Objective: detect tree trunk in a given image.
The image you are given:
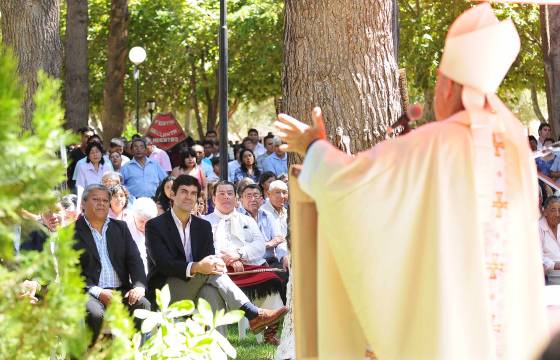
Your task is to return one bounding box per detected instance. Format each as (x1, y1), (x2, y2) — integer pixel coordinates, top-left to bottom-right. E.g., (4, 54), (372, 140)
(0, 0), (63, 130)
(531, 85), (547, 123)
(101, 0), (128, 144)
(282, 0), (401, 161)
(541, 5), (560, 137)
(64, 0), (89, 130)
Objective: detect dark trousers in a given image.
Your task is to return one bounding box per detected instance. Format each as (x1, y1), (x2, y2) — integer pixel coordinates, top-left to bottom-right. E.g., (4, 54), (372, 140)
(86, 289), (151, 342)
(265, 257), (288, 304)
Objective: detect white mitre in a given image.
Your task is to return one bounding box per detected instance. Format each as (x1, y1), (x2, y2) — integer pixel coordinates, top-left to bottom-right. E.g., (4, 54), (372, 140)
(439, 3), (519, 95)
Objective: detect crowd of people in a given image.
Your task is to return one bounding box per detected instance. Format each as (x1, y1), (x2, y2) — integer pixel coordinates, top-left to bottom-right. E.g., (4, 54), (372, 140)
(18, 126), (294, 357)
(532, 123), (560, 285)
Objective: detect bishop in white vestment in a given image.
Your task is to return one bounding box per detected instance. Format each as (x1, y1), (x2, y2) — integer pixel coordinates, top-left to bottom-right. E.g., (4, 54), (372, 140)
(277, 4), (549, 359)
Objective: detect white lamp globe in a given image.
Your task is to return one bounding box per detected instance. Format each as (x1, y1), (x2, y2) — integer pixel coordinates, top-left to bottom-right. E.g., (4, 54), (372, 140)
(128, 47), (147, 65)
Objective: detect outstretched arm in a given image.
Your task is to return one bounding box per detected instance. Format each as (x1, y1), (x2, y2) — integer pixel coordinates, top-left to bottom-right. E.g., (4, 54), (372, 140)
(275, 107), (327, 156)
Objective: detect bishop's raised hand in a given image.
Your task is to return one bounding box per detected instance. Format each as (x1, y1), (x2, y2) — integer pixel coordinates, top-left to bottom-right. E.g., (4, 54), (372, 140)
(275, 107), (327, 156)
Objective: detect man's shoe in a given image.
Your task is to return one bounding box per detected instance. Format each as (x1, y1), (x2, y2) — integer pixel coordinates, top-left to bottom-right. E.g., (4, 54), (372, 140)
(249, 306), (288, 334)
(264, 324), (280, 345)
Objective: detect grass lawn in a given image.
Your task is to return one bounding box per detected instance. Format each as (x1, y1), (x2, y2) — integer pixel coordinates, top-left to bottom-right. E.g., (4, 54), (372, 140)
(227, 325), (278, 360)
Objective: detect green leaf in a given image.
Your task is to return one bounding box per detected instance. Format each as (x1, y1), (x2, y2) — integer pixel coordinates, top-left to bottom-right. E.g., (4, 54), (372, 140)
(214, 330), (237, 358)
(196, 297), (214, 327)
(157, 284), (171, 311)
(141, 313), (162, 334)
(133, 308), (153, 320)
(168, 298), (195, 314)
(215, 309), (244, 327)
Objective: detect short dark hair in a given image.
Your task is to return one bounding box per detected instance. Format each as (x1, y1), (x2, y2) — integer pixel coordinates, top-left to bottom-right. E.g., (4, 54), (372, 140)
(131, 134), (142, 140)
(78, 126), (94, 134)
(263, 133), (274, 143)
(213, 180), (235, 196)
(259, 171), (276, 188)
(85, 142), (105, 165)
(240, 183), (262, 197)
(539, 123), (552, 132)
(528, 135), (537, 143)
(211, 157), (220, 166)
(172, 174), (201, 196)
(87, 134), (102, 144)
(203, 139), (215, 147)
(206, 130), (217, 137)
(248, 128), (258, 136)
(130, 138), (147, 148)
(242, 137), (253, 146)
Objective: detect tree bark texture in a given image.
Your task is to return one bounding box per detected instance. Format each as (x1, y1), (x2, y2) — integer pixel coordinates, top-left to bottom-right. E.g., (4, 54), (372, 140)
(64, 0), (89, 130)
(101, 0), (128, 144)
(282, 0), (401, 158)
(541, 5), (560, 137)
(0, 0), (63, 130)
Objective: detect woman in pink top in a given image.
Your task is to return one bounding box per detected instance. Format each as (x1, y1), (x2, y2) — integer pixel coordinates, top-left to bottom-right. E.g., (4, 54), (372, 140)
(171, 147), (207, 192)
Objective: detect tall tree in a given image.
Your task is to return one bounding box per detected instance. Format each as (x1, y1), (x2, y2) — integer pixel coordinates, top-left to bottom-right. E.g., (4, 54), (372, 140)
(541, 5), (560, 135)
(101, 0), (128, 143)
(64, 0), (89, 130)
(282, 0), (401, 154)
(0, 0), (63, 130)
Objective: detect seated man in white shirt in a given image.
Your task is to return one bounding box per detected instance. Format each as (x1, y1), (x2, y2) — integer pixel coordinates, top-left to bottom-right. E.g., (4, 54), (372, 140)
(261, 180), (288, 237)
(204, 180), (286, 344)
(540, 196), (560, 277)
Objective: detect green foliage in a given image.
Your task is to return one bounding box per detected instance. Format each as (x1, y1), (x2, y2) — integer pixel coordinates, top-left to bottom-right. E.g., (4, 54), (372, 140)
(88, 0), (283, 132)
(135, 284), (244, 359)
(86, 293), (138, 360)
(0, 49), (89, 358)
(399, 1), (544, 120)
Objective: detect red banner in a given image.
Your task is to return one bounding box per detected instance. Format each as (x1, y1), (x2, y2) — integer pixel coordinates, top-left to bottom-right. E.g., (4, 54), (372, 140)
(145, 113), (187, 150)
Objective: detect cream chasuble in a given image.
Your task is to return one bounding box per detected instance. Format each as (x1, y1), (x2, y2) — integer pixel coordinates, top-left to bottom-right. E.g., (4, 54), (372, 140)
(296, 108), (548, 359)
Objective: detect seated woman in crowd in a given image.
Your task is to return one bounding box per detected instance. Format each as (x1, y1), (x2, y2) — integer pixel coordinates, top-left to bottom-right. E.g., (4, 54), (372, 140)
(109, 150), (123, 172)
(234, 149), (261, 183)
(171, 147), (207, 192)
(108, 184), (130, 221)
(193, 194), (208, 217)
(76, 142), (113, 209)
(154, 175), (175, 215)
(126, 197), (158, 274)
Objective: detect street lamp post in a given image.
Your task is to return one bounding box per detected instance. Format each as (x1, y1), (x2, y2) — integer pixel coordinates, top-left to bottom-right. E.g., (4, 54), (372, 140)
(218, 0), (229, 180)
(128, 46), (147, 134)
(146, 99), (156, 123)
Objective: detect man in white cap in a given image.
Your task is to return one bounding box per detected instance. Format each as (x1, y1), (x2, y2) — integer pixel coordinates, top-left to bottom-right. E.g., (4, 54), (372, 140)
(276, 3), (548, 359)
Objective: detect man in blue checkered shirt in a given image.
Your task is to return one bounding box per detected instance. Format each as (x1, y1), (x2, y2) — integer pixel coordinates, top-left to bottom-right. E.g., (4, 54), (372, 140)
(74, 184), (150, 342)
